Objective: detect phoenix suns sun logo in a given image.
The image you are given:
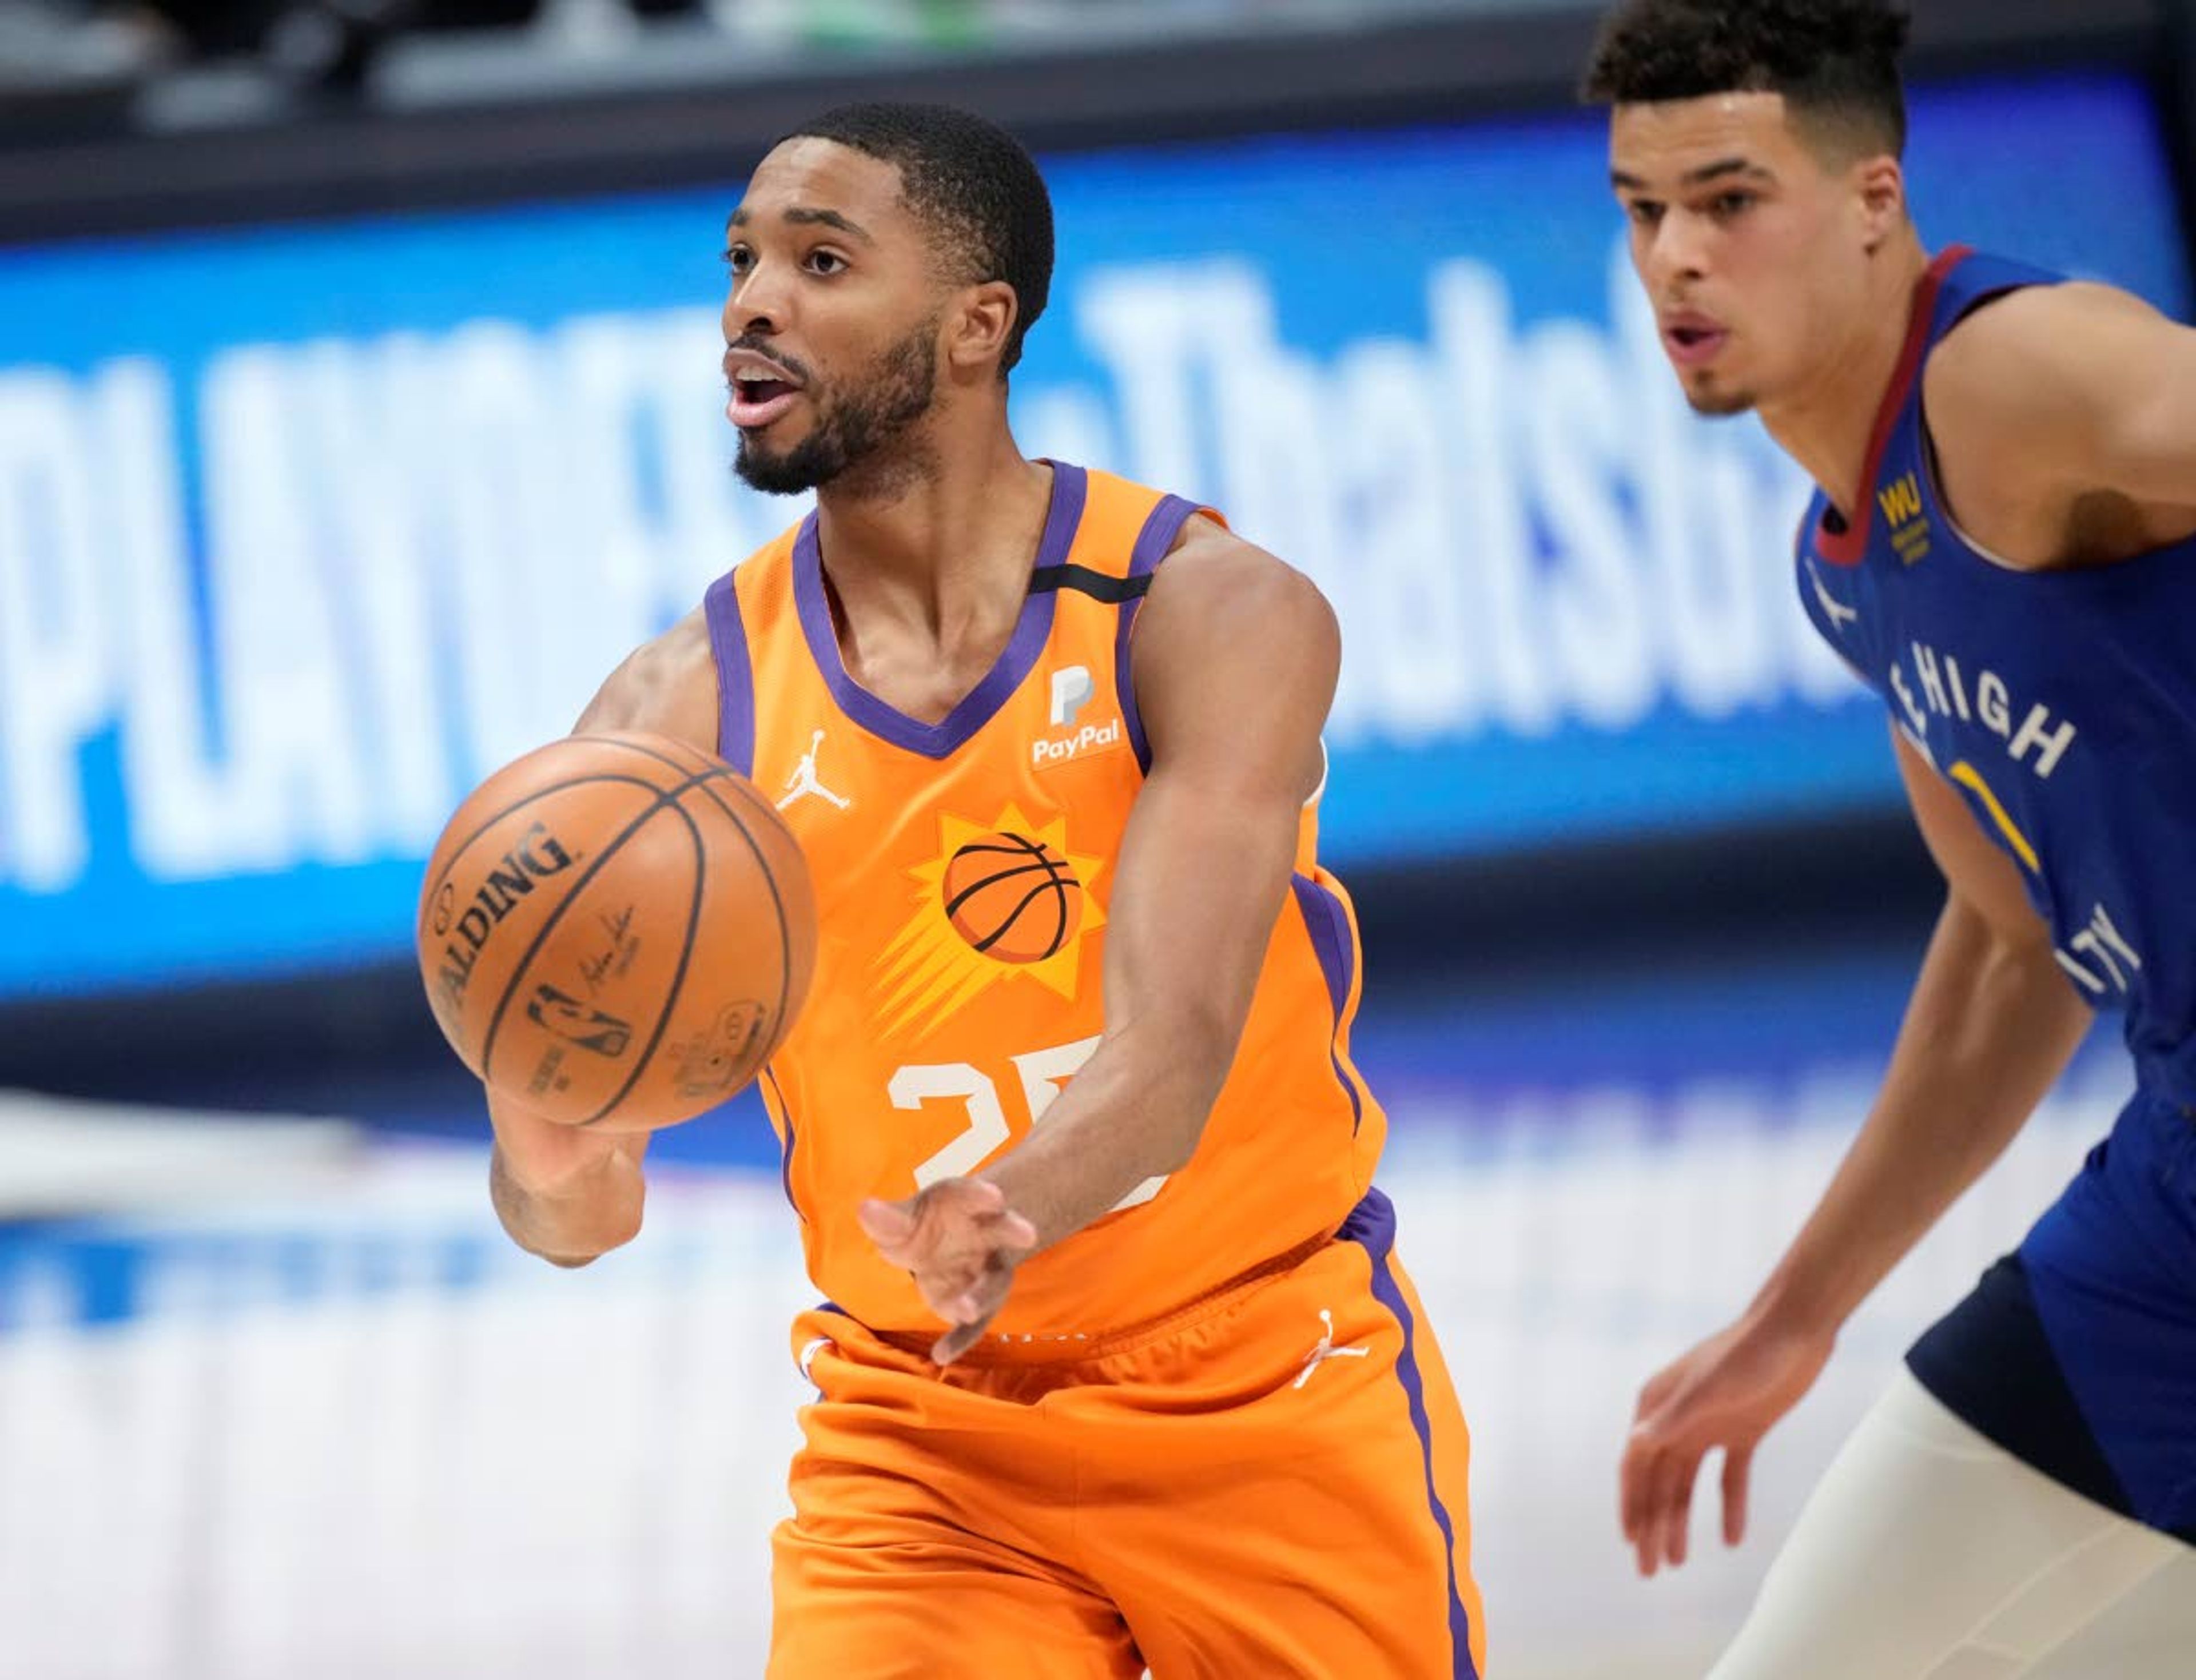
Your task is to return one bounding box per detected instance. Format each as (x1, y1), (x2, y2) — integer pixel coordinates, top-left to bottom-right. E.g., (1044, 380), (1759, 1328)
(872, 804), (1107, 1038)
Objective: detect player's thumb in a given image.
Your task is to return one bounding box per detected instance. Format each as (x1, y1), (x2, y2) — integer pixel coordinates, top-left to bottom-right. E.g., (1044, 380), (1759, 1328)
(857, 1196), (918, 1252)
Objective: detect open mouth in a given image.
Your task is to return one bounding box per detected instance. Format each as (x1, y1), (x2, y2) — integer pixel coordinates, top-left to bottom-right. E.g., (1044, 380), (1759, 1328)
(1662, 320), (1728, 366)
(727, 373), (803, 430)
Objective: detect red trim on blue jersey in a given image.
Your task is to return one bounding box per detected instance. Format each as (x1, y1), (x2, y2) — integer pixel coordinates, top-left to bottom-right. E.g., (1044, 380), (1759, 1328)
(1816, 245), (1973, 567)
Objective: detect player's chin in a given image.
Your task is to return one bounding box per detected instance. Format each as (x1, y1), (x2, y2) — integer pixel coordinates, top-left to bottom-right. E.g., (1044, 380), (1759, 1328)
(734, 437), (821, 496)
(1682, 374), (1758, 418)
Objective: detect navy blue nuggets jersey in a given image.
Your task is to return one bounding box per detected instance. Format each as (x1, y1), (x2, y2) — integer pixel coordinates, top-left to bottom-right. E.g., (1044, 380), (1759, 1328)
(1796, 247), (2196, 1108)
(1798, 246), (2196, 1539)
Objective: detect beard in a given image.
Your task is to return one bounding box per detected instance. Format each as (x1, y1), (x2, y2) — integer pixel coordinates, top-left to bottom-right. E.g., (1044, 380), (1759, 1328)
(735, 317), (939, 496)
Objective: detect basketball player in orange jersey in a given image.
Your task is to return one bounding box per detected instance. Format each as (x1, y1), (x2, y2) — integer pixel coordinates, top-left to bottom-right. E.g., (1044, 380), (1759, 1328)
(476, 102), (1486, 1678)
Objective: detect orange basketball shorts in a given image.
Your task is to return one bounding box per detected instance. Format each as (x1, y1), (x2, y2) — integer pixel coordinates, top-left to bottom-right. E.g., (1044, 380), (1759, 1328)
(768, 1188), (1487, 1678)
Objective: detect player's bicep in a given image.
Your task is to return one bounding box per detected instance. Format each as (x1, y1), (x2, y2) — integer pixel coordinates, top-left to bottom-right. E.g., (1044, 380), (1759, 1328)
(1892, 724), (2052, 952)
(574, 609), (721, 751)
(1111, 538), (1339, 1038)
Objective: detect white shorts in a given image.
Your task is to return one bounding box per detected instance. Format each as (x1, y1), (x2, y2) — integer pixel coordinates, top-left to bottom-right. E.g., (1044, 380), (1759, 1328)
(1709, 1367), (2196, 1680)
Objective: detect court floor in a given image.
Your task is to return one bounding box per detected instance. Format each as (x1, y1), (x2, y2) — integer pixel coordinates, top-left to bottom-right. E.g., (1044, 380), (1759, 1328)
(2, 941), (2190, 1679)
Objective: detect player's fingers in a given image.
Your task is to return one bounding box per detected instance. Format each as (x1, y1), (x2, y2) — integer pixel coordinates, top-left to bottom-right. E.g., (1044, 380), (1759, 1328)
(988, 1209), (1039, 1252)
(1721, 1442), (1755, 1548)
(931, 1310), (992, 1366)
(1654, 1450), (1700, 1572)
(1618, 1424), (1658, 1547)
(856, 1196), (918, 1256)
(1621, 1442), (1665, 1571)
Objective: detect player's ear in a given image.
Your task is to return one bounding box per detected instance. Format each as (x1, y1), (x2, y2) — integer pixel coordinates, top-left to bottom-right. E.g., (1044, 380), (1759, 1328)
(945, 280), (1019, 378)
(1853, 155), (1905, 254)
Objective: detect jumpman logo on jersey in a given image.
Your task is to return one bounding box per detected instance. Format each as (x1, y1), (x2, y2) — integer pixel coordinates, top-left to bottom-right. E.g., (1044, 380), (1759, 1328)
(778, 730), (853, 813)
(1807, 559), (1859, 633)
(1293, 1309), (1371, 1390)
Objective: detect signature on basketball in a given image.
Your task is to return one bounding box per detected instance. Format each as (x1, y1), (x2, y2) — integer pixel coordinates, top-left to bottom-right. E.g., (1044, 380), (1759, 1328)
(578, 905), (641, 997)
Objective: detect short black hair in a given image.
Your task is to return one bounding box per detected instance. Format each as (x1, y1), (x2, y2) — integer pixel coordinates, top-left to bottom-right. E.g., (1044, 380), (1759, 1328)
(1583, 0), (1911, 161)
(778, 101), (1054, 375)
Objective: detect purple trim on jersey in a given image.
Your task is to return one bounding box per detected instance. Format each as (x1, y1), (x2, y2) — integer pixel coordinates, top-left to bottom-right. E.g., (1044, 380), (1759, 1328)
(792, 463), (1088, 760)
(1115, 494), (1203, 773)
(1292, 873), (1366, 1132)
(1338, 1188), (1479, 1679)
(763, 1066), (801, 1223)
(703, 570), (756, 776)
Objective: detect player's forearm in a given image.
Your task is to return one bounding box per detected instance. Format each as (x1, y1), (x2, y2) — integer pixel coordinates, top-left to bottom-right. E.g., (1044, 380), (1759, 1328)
(1752, 894), (2090, 1336)
(978, 1010), (1231, 1251)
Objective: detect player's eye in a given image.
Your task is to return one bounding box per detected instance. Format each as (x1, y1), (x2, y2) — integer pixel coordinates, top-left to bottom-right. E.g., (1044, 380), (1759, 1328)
(1625, 200), (1664, 228)
(805, 249), (849, 276)
(1708, 191), (1756, 219)
(723, 245), (754, 276)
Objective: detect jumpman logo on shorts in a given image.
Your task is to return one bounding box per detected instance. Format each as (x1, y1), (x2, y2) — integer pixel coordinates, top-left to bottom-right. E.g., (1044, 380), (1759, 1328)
(778, 730), (853, 813)
(1294, 1308), (1371, 1390)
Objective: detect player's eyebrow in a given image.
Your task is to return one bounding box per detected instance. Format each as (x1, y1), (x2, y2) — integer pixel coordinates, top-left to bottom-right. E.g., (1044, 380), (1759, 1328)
(725, 206), (877, 245)
(1610, 158), (1775, 192)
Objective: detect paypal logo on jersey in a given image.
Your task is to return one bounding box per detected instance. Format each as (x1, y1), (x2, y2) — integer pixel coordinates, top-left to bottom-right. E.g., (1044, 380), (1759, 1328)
(1036, 667), (1125, 767)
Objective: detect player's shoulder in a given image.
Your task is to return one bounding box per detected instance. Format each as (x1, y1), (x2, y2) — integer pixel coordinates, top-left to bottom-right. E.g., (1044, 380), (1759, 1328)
(1132, 515), (1339, 708)
(1927, 280), (2162, 417)
(1146, 515), (1335, 643)
(575, 607), (718, 751)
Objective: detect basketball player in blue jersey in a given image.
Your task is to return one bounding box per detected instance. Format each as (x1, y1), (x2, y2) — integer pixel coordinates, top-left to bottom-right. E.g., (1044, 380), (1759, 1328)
(1588, 2), (2196, 1673)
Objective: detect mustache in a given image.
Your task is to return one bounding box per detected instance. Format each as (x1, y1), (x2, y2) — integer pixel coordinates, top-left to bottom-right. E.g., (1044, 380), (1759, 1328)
(722, 336), (815, 388)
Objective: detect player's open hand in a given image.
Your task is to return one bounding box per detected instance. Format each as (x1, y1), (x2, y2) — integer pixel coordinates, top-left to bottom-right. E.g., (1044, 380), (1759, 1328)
(1620, 1313), (1836, 1578)
(858, 1179), (1039, 1366)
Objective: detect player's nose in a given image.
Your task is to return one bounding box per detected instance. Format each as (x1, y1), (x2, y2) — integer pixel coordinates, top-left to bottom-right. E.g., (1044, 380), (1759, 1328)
(1645, 210), (1711, 284)
(722, 260), (794, 339)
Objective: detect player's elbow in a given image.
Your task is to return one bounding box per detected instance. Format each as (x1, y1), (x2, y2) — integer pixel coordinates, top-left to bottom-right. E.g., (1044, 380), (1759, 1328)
(519, 1201), (643, 1268)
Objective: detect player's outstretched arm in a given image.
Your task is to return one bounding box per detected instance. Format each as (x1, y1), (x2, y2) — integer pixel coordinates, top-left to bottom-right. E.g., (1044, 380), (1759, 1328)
(1928, 281), (2196, 521)
(1620, 724), (2093, 1577)
(482, 609), (720, 1264)
(864, 520), (1339, 1363)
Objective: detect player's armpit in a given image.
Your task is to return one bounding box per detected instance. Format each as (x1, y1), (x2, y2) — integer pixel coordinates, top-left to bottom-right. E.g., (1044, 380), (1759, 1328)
(572, 606), (722, 750)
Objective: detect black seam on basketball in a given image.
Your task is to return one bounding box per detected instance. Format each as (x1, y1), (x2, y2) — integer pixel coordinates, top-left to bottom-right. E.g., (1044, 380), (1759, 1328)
(641, 761), (799, 1094)
(579, 797), (706, 1126)
(972, 877), (1076, 957)
(479, 765), (734, 1082)
(420, 770), (707, 936)
(550, 735), (799, 1068)
(944, 859), (1069, 920)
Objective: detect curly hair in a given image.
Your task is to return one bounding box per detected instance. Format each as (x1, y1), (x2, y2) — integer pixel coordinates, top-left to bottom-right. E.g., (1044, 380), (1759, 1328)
(779, 102), (1054, 376)
(1582, 0), (1911, 158)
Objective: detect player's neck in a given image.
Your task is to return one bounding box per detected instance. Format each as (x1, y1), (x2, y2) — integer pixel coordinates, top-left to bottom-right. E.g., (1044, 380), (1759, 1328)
(1759, 233), (1933, 520)
(813, 426), (1055, 642)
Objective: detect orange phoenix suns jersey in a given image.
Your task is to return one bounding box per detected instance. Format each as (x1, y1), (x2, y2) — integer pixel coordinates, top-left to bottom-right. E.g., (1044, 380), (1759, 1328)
(701, 463), (1384, 1343)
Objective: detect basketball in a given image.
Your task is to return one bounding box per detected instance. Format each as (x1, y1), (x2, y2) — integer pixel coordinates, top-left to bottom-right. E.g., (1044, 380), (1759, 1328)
(942, 831), (1082, 964)
(416, 731), (816, 1132)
